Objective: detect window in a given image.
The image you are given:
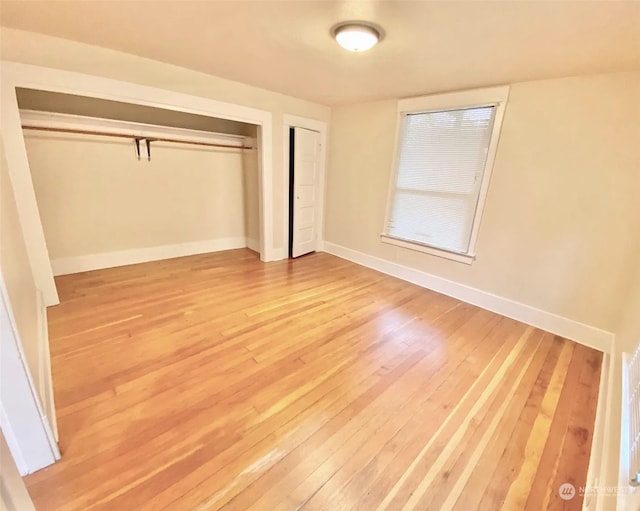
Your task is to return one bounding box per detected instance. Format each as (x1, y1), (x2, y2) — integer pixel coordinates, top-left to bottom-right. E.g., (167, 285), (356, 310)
(382, 86), (509, 264)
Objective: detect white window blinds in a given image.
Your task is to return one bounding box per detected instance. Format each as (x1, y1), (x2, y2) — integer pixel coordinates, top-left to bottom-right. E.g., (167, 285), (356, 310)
(386, 106), (497, 254)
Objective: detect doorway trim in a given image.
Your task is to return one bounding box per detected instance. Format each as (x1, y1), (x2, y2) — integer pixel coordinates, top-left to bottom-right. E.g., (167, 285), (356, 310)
(0, 273), (60, 475)
(0, 61), (275, 306)
(282, 114), (327, 257)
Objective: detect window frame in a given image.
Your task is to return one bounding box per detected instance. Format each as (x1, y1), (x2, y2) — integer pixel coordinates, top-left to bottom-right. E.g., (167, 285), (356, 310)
(381, 85), (510, 264)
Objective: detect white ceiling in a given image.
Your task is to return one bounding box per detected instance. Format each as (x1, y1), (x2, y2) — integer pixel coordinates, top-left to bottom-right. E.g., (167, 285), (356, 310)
(1, 1), (638, 106)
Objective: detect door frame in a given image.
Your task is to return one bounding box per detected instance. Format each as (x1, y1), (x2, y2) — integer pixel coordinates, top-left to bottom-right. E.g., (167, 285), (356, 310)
(0, 273), (60, 475)
(282, 114), (327, 257)
(0, 61), (275, 306)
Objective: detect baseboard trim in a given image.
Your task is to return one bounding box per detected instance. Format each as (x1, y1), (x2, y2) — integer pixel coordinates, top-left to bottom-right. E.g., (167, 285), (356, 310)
(322, 241), (614, 353)
(614, 352), (628, 511)
(584, 351), (614, 511)
(51, 237), (248, 276)
(269, 247), (287, 262)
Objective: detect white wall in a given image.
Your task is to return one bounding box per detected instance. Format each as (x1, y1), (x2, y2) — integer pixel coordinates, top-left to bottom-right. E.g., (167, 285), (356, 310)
(0, 27), (331, 254)
(617, 254), (640, 354)
(324, 71), (640, 342)
(242, 145), (260, 251)
(24, 131), (252, 260)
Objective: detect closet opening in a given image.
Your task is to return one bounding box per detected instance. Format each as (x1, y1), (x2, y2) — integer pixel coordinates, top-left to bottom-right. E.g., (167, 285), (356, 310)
(7, 88), (263, 470)
(17, 88), (262, 276)
(0, 62), (276, 475)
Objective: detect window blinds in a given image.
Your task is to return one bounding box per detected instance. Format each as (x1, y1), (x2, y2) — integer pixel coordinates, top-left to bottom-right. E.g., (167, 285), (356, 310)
(387, 106), (496, 254)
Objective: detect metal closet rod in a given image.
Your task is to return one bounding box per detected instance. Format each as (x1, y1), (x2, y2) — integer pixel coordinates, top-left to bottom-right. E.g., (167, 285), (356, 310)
(21, 125), (252, 150)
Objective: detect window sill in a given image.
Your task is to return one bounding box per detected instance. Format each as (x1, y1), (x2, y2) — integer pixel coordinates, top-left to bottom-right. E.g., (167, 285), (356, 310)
(380, 234), (475, 265)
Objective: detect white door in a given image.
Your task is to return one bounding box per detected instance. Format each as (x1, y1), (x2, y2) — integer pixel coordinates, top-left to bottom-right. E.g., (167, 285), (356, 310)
(291, 127), (321, 258)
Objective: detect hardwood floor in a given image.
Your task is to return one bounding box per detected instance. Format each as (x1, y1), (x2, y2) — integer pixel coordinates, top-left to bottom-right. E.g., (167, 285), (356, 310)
(24, 249), (602, 511)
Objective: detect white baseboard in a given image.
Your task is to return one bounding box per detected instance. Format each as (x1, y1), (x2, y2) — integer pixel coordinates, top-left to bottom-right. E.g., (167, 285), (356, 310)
(584, 351), (613, 511)
(51, 237), (248, 276)
(267, 247), (287, 262)
(322, 241), (614, 353)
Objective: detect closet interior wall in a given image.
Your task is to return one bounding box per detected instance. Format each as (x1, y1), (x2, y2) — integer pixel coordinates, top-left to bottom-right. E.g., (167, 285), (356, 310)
(18, 90), (261, 275)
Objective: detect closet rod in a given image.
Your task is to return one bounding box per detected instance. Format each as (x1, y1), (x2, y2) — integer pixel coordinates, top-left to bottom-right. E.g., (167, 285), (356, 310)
(21, 125), (252, 150)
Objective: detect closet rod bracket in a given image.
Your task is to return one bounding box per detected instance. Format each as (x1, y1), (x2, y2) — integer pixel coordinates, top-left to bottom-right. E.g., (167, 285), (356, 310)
(145, 138), (155, 161)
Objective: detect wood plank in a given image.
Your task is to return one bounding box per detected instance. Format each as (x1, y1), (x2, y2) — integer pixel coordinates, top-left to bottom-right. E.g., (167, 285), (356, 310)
(499, 339), (576, 510)
(23, 249), (602, 511)
(450, 332), (560, 511)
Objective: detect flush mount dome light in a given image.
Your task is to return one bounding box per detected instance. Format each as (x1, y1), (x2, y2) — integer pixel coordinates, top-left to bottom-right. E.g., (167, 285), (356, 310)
(332, 22), (382, 52)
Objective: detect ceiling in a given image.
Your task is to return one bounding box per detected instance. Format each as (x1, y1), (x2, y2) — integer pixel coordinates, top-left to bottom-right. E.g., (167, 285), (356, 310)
(1, 1), (638, 106)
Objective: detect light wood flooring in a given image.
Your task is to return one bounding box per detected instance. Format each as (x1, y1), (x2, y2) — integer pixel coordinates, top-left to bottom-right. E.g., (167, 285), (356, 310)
(25, 249), (602, 510)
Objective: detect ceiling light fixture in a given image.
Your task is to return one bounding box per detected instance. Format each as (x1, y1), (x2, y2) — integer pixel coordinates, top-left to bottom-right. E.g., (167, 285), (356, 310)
(332, 22), (382, 52)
